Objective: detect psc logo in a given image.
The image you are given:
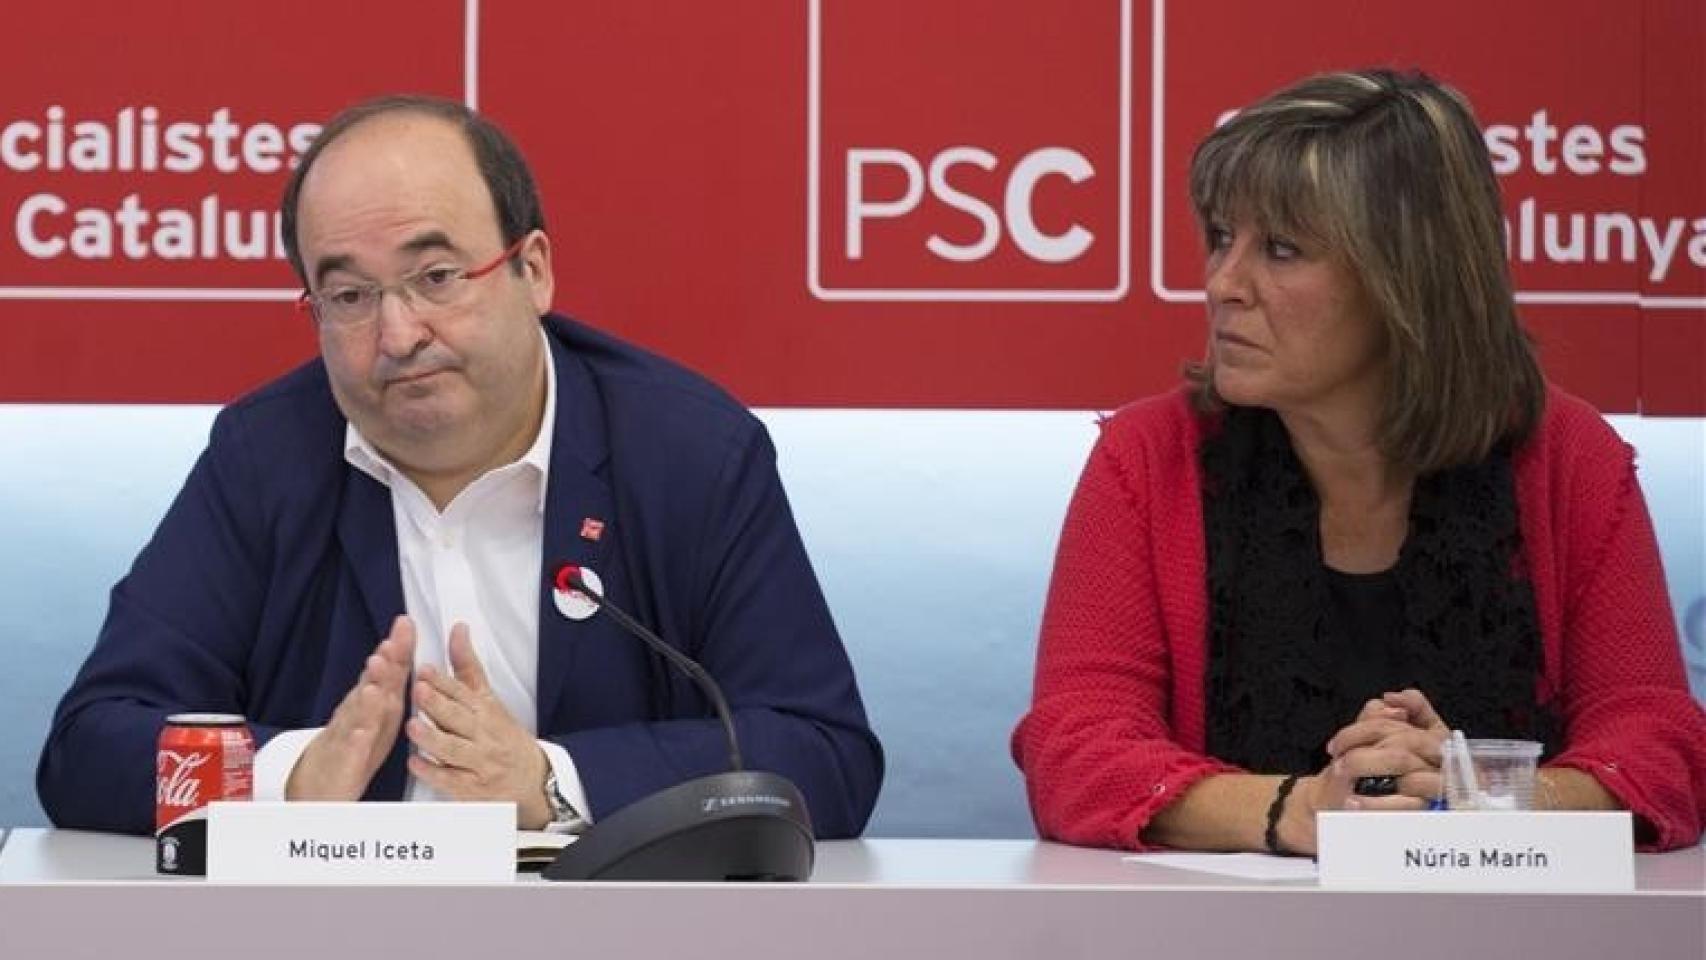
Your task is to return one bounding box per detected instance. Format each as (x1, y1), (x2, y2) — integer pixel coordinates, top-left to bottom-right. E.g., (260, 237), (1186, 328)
(844, 146), (1096, 264)
(807, 0), (1132, 301)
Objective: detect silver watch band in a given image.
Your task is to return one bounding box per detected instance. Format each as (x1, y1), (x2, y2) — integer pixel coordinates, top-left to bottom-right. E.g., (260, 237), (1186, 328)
(543, 769), (585, 833)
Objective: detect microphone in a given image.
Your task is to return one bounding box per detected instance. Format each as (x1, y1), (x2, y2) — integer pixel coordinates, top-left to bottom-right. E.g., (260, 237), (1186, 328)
(555, 565), (742, 772)
(542, 564), (814, 882)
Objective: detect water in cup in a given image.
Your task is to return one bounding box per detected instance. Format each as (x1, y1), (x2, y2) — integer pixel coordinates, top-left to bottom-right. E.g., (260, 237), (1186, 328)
(1440, 737), (1543, 811)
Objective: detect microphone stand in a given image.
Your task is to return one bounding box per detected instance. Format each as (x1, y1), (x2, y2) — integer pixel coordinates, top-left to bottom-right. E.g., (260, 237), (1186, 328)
(542, 568), (815, 882)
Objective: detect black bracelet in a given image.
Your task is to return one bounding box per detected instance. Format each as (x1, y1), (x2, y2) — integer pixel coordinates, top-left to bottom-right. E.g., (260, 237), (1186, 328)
(1264, 774), (1301, 855)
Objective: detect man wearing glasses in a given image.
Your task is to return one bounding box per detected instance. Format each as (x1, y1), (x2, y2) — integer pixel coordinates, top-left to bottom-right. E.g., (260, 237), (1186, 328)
(38, 97), (883, 838)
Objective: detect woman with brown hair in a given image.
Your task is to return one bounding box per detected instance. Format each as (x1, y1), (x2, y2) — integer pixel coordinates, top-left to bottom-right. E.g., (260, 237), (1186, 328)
(1012, 68), (1706, 855)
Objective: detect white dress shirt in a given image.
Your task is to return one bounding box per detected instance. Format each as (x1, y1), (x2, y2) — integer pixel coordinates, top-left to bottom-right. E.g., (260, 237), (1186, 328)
(253, 332), (590, 826)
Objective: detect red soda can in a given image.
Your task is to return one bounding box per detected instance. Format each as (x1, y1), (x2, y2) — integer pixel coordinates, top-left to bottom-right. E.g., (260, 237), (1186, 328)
(156, 713), (254, 875)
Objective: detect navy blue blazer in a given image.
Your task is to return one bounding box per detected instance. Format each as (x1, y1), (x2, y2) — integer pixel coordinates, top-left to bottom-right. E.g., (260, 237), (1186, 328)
(38, 315), (883, 837)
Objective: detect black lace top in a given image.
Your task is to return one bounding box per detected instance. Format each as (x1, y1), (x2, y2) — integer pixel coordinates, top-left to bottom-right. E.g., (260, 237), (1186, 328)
(1199, 406), (1559, 775)
(1323, 567), (1405, 702)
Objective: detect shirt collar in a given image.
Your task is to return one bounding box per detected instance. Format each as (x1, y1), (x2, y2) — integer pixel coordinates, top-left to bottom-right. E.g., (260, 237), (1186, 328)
(344, 327), (557, 514)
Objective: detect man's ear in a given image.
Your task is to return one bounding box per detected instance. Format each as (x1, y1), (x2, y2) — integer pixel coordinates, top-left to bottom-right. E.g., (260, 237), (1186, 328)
(520, 229), (554, 315)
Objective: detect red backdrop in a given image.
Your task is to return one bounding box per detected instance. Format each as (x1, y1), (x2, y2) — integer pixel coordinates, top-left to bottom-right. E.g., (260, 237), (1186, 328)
(1, 0), (1701, 411)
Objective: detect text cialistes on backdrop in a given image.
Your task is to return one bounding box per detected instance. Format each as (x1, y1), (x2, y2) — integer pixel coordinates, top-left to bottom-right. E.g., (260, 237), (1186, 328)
(2, 104), (322, 262)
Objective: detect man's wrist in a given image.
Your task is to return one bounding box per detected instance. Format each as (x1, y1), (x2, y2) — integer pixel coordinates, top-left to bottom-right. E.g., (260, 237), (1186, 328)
(519, 793), (552, 830)
(516, 747), (555, 829)
(282, 742), (329, 802)
(263, 727), (327, 802)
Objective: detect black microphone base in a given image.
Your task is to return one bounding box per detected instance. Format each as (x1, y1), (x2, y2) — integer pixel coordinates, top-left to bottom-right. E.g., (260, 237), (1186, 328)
(543, 770), (814, 882)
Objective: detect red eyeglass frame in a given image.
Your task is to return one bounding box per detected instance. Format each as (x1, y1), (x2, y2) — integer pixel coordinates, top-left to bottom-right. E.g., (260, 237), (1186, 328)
(295, 235), (530, 317)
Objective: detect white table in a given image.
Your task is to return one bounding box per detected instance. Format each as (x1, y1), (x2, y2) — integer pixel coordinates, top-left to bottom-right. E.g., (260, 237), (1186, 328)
(1, 829), (1700, 960)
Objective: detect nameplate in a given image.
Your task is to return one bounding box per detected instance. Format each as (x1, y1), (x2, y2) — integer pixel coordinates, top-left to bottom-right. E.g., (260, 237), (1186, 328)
(207, 801), (515, 884)
(1317, 810), (1633, 891)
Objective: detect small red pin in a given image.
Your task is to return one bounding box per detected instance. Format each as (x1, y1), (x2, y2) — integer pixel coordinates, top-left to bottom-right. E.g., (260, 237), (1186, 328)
(579, 517), (605, 542)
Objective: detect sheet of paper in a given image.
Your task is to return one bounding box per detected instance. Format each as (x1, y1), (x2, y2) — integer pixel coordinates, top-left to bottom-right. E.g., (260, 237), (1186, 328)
(1123, 851), (1319, 881)
(516, 830), (577, 869)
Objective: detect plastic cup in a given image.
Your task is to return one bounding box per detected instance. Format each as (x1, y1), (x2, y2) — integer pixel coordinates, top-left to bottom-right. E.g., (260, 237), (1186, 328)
(1440, 738), (1543, 810)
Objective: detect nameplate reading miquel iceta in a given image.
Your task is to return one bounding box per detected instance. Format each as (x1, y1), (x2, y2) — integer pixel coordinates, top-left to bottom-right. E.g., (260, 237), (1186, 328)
(1316, 811), (1634, 891)
(207, 801), (514, 884)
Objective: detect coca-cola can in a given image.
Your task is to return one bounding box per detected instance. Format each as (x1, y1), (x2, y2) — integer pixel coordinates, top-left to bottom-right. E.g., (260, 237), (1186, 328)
(156, 713), (254, 875)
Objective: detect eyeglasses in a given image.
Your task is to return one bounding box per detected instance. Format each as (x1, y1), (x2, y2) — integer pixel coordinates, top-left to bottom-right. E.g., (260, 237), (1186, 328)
(298, 236), (528, 329)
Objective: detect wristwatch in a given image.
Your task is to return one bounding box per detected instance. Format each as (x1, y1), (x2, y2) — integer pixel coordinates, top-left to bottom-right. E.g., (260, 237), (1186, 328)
(543, 768), (586, 834)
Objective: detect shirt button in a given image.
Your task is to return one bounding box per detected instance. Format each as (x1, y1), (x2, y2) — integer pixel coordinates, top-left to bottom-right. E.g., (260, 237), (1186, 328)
(1152, 783), (1165, 795)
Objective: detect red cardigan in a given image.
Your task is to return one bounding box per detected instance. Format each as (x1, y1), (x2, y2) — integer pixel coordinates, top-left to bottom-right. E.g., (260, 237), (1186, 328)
(1012, 385), (1706, 851)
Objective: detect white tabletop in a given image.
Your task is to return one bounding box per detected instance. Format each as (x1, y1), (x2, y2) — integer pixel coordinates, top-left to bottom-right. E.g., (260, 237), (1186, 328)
(0, 829), (1700, 960)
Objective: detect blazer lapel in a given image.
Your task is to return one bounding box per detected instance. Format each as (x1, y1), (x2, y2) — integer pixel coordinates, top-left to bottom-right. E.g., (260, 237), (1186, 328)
(335, 468), (404, 639)
(535, 330), (615, 728)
